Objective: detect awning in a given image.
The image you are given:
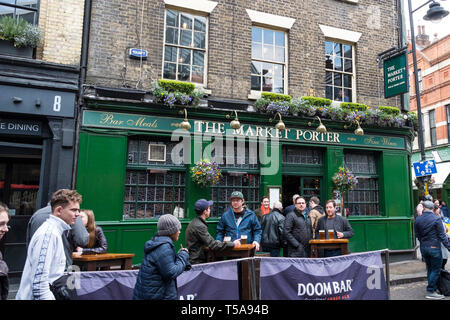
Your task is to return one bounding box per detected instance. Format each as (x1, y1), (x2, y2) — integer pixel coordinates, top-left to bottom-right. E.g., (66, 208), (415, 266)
(412, 161), (450, 189)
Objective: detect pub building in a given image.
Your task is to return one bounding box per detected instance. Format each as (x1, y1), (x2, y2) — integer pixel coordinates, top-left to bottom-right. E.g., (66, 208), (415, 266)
(0, 55), (79, 275)
(76, 90), (415, 265)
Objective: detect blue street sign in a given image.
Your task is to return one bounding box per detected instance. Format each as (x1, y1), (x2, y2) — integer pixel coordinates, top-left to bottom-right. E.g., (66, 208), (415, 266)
(413, 159), (437, 177)
(129, 48), (148, 60)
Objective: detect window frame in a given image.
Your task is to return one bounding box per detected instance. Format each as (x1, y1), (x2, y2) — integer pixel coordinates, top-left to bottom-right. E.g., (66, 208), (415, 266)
(429, 109), (437, 146)
(324, 39), (356, 103)
(250, 25), (288, 95)
(447, 105), (450, 143)
(162, 8), (209, 87)
(343, 151), (380, 217)
(124, 137), (187, 220)
(0, 1), (39, 25)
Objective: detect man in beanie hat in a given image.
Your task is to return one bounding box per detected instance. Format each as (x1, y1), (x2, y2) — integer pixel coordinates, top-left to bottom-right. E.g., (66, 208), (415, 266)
(133, 214), (189, 300)
(216, 191), (262, 251)
(415, 196), (450, 299)
(185, 199), (240, 264)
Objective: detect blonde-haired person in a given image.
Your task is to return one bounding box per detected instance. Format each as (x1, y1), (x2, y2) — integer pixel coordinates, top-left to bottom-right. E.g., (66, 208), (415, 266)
(74, 209), (108, 255)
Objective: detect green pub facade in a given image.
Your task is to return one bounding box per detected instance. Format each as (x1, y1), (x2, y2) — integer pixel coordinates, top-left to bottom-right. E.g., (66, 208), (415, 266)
(77, 0), (415, 265)
(76, 100), (415, 265)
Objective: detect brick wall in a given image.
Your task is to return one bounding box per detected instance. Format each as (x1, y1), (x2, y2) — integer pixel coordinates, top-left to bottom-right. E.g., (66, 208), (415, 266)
(36, 0), (85, 66)
(86, 0), (401, 108)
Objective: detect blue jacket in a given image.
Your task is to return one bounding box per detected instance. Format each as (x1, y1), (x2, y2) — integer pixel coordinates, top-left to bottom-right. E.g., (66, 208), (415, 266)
(133, 235), (189, 300)
(216, 207), (262, 244)
(415, 210), (450, 251)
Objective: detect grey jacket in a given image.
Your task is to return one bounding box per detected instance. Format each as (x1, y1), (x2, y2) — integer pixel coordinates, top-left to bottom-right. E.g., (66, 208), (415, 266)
(26, 205), (89, 269)
(315, 214), (354, 239)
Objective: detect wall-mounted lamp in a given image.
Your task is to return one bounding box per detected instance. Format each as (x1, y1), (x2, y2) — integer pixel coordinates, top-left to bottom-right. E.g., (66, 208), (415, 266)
(226, 110), (241, 129)
(179, 108), (191, 130)
(354, 120), (364, 136)
(308, 116), (327, 133)
(269, 112), (286, 130)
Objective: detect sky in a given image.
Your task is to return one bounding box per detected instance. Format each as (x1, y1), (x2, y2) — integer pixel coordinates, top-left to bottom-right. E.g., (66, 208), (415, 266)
(402, 0), (450, 40)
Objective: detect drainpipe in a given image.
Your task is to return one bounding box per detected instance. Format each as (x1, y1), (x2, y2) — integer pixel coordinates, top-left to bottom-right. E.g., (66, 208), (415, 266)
(72, 0), (92, 189)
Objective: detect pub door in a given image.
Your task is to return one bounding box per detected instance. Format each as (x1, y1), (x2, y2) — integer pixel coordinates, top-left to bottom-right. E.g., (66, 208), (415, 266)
(282, 175), (322, 207)
(0, 156), (41, 276)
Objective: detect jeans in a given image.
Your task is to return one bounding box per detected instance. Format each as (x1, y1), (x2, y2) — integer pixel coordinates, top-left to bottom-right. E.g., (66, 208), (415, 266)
(421, 246), (443, 293)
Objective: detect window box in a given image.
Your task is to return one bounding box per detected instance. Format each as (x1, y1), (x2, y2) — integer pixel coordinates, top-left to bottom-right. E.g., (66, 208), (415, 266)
(94, 86), (146, 101)
(0, 39), (33, 58)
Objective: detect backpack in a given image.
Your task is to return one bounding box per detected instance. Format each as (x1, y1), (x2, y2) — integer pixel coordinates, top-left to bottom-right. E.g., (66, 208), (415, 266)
(49, 274), (78, 300)
(437, 269), (450, 296)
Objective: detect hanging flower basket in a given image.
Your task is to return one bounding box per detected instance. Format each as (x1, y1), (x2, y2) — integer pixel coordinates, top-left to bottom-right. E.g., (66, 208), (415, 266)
(190, 159), (222, 188)
(332, 167), (358, 216)
(332, 166), (358, 193)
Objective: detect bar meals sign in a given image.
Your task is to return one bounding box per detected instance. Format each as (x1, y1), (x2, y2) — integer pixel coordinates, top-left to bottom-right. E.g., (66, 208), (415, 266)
(384, 52), (408, 98)
(82, 110), (406, 150)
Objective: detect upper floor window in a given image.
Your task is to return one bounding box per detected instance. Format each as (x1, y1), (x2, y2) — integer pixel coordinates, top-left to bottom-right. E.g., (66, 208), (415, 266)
(0, 0), (38, 24)
(251, 27), (286, 94)
(429, 109), (436, 146)
(163, 9), (207, 84)
(447, 105), (450, 143)
(325, 40), (354, 102)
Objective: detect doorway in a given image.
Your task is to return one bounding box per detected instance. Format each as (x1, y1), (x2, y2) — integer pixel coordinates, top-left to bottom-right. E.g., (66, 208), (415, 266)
(0, 157), (41, 275)
(282, 175), (322, 207)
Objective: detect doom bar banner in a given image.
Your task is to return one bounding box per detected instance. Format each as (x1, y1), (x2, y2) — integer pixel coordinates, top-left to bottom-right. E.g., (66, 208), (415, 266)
(260, 251), (388, 300)
(177, 260), (239, 300)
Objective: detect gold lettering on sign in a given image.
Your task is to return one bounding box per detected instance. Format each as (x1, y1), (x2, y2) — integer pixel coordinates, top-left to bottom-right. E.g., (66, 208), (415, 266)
(100, 113), (124, 126)
(127, 117), (158, 128)
(381, 137), (397, 147)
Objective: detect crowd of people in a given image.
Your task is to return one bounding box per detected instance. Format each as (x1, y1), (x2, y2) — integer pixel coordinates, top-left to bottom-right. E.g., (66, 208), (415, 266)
(133, 191), (354, 300)
(0, 187), (356, 300)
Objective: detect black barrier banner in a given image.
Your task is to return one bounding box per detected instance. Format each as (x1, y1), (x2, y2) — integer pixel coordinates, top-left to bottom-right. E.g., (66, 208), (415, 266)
(177, 260), (239, 300)
(260, 251), (388, 300)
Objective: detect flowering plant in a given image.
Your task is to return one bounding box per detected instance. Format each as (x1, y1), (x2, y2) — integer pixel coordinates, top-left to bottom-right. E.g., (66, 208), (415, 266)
(332, 167), (358, 193)
(190, 159), (222, 187)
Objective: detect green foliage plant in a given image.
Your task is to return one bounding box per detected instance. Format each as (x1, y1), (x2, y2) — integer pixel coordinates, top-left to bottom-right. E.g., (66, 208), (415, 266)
(0, 16), (41, 48)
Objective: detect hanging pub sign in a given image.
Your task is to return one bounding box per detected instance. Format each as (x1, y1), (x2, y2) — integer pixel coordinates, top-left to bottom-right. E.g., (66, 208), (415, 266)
(383, 52), (408, 98)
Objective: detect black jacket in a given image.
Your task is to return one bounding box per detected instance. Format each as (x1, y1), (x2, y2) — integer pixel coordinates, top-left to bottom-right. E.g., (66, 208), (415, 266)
(261, 208), (285, 248)
(81, 226), (108, 254)
(315, 214), (354, 239)
(283, 209), (313, 257)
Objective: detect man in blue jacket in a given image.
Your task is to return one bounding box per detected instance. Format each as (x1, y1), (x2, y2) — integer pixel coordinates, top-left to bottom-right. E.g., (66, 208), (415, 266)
(216, 191), (262, 251)
(415, 197), (450, 300)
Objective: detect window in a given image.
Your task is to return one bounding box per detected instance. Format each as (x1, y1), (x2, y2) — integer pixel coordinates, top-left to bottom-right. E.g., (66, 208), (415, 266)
(344, 152), (379, 216)
(124, 137), (186, 219)
(210, 173), (260, 218)
(325, 41), (354, 102)
(163, 9), (207, 84)
(210, 141), (260, 217)
(417, 69), (422, 92)
(282, 146), (322, 165)
(251, 27), (286, 93)
(0, 1), (39, 24)
(447, 105), (450, 143)
(429, 109), (436, 146)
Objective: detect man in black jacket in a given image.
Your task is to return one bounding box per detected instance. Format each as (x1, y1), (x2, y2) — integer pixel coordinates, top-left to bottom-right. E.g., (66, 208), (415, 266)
(261, 201), (285, 257)
(284, 196), (313, 257)
(185, 199), (239, 264)
(315, 200), (354, 257)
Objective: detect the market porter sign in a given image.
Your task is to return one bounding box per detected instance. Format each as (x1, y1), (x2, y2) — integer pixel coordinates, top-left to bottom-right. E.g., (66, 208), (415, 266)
(82, 110), (406, 150)
(384, 53), (408, 98)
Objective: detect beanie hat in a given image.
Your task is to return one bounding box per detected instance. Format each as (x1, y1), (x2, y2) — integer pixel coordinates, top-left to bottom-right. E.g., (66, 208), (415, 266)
(423, 200), (435, 210)
(157, 214), (181, 236)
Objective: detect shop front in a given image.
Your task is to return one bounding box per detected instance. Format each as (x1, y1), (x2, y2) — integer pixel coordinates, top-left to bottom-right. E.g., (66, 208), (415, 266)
(76, 100), (416, 265)
(0, 56), (79, 275)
